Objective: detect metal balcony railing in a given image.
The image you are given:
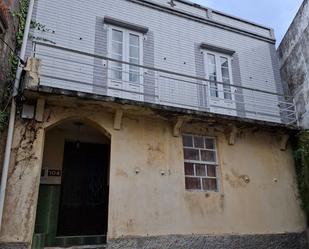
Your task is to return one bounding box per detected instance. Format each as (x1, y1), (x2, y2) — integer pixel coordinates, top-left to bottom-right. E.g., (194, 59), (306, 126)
(31, 41), (297, 125)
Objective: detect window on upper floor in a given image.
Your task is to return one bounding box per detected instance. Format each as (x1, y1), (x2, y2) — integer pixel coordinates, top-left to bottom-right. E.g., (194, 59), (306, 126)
(205, 52), (233, 100)
(182, 134), (219, 192)
(108, 26), (143, 84)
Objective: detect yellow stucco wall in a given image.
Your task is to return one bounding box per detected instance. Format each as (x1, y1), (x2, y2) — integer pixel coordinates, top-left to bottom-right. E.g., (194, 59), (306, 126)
(107, 117), (305, 238)
(0, 103), (306, 245)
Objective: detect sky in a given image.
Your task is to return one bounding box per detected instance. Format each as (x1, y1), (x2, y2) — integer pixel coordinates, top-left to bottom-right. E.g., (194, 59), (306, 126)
(191, 0), (303, 46)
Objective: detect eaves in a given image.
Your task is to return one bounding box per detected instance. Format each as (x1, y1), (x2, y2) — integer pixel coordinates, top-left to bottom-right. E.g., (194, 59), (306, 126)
(127, 0), (276, 44)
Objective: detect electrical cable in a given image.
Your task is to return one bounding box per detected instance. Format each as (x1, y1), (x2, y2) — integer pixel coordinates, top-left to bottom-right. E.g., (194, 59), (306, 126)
(0, 36), (25, 65)
(0, 36), (22, 112)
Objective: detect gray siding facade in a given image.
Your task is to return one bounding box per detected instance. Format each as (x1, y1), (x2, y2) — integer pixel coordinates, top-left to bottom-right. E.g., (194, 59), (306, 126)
(27, 0), (287, 123)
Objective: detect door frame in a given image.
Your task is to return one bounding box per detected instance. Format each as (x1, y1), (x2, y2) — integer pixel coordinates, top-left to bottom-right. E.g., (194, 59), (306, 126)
(204, 50), (237, 116)
(56, 141), (110, 238)
(106, 24), (144, 101)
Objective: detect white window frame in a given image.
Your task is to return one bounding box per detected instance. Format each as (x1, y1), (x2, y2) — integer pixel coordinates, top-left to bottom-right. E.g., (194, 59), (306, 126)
(204, 50), (234, 102)
(107, 25), (144, 99)
(183, 134), (220, 192)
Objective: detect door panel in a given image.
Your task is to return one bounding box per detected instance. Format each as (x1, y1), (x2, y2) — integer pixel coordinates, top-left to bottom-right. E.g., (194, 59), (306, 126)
(205, 52), (236, 116)
(107, 26), (144, 101)
(57, 142), (109, 237)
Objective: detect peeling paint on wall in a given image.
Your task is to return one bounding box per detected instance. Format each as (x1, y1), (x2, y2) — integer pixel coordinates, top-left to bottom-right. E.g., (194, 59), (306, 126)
(0, 101), (305, 247)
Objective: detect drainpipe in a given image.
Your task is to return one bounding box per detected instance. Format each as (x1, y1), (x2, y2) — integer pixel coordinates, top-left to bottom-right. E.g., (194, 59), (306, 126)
(0, 0), (35, 230)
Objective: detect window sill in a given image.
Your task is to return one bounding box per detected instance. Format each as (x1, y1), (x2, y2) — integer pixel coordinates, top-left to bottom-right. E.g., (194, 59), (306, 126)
(185, 189), (220, 193)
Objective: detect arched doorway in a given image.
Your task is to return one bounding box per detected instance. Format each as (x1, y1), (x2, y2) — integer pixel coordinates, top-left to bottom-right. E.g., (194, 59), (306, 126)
(32, 119), (110, 248)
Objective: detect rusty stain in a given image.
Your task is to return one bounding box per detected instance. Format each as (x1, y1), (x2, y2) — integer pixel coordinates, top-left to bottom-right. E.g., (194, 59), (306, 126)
(126, 218), (134, 232)
(220, 194), (225, 211)
(124, 116), (140, 124)
(225, 169), (248, 188)
(185, 194), (205, 216)
(239, 175), (250, 184)
(8, 121), (42, 182)
(155, 211), (159, 218)
(147, 143), (165, 166)
(116, 168), (128, 178)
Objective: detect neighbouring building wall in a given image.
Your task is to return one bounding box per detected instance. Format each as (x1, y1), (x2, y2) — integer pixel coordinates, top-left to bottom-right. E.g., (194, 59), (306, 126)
(0, 101), (306, 248)
(0, 0), (19, 179)
(0, 0), (19, 85)
(278, 0), (309, 128)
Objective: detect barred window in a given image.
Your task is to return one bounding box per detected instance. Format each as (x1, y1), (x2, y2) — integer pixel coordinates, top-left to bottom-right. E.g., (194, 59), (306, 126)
(183, 134), (219, 191)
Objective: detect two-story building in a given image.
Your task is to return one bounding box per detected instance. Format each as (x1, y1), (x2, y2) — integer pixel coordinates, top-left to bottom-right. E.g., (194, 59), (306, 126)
(0, 0), (307, 248)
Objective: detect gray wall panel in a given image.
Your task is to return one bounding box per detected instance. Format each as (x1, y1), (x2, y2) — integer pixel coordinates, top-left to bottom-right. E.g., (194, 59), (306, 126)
(194, 43), (208, 111)
(93, 17), (108, 95)
(231, 54), (245, 117)
(143, 31), (156, 102)
(29, 0), (285, 123)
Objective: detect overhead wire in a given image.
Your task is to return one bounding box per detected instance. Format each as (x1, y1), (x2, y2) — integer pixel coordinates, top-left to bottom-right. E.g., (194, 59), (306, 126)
(0, 36), (23, 111)
(0, 36), (25, 65)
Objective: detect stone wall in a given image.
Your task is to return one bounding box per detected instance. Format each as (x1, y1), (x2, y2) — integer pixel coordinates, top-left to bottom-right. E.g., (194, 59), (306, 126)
(107, 233), (308, 249)
(0, 0), (19, 89)
(0, 243), (28, 249)
(278, 0), (309, 128)
(0, 233), (307, 249)
(0, 0), (19, 177)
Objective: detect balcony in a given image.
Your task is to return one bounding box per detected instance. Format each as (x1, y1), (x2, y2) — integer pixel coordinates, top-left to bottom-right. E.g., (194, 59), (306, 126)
(28, 41), (297, 126)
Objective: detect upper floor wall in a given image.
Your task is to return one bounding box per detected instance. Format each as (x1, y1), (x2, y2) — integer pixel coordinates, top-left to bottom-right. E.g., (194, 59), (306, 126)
(25, 0), (295, 125)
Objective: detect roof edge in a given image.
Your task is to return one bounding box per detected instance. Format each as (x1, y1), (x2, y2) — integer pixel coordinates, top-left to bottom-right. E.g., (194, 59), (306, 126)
(129, 0), (276, 43)
(176, 0), (273, 32)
